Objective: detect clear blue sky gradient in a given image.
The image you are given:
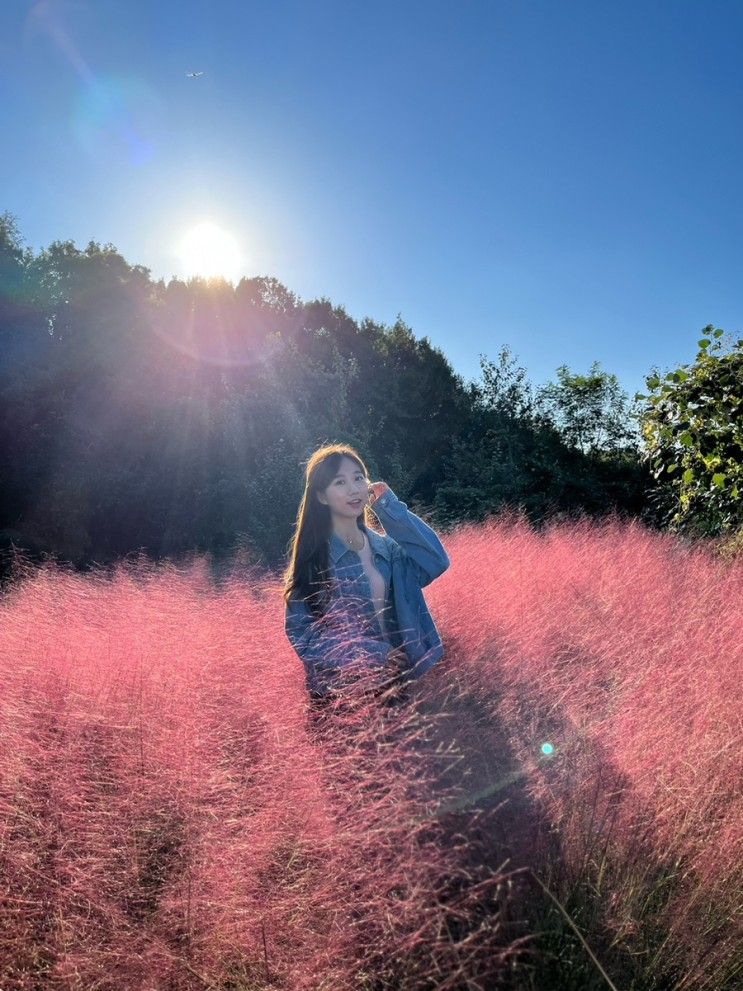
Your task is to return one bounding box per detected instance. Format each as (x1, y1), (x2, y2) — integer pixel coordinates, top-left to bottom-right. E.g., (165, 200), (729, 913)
(2, 0), (742, 401)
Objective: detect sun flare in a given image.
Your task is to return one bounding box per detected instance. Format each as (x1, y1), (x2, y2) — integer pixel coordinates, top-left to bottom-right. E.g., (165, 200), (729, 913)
(176, 222), (244, 282)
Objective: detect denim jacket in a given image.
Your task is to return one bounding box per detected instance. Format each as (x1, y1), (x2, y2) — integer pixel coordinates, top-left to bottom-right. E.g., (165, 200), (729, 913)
(284, 487), (450, 697)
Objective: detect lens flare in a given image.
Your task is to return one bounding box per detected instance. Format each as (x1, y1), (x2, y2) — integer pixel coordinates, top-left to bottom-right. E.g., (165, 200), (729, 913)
(24, 3), (161, 166)
(541, 742), (554, 756)
(73, 75), (160, 165)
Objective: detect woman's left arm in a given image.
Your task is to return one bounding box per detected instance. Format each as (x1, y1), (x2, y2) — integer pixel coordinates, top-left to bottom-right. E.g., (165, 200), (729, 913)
(370, 485), (450, 588)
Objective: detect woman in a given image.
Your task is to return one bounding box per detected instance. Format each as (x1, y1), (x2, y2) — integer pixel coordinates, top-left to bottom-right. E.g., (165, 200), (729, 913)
(283, 443), (450, 707)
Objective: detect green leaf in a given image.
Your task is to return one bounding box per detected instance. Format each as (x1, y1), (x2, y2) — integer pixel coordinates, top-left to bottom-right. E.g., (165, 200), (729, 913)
(682, 468), (694, 484)
(679, 431), (693, 447)
(698, 339), (710, 349)
(712, 473), (726, 488)
(713, 328), (724, 338)
(646, 376), (660, 389)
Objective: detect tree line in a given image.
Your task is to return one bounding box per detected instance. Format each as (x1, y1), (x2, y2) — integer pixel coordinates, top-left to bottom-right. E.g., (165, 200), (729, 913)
(1, 210), (739, 577)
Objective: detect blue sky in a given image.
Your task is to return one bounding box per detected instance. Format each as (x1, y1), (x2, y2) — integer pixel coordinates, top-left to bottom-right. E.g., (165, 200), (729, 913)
(2, 0), (742, 402)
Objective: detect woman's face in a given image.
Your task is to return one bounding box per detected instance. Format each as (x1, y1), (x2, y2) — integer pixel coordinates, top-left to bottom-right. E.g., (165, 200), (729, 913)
(316, 456), (370, 519)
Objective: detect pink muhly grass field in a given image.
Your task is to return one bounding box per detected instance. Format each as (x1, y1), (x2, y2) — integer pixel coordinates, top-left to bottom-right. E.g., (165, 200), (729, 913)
(434, 509), (743, 991)
(0, 554), (522, 991)
(0, 509), (741, 991)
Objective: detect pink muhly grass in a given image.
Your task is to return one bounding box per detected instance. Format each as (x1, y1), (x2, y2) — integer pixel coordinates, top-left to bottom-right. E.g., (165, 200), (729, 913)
(0, 553), (524, 991)
(2, 506), (740, 990)
(435, 508), (743, 990)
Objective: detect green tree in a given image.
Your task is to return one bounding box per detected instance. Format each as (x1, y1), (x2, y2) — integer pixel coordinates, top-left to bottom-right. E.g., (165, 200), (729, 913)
(535, 361), (641, 458)
(434, 348), (649, 528)
(0, 211), (31, 324)
(0, 216), (656, 573)
(636, 326), (743, 536)
(434, 347), (571, 524)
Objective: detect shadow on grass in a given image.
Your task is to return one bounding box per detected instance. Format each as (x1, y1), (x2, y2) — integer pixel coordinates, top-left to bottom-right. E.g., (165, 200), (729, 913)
(345, 644), (707, 991)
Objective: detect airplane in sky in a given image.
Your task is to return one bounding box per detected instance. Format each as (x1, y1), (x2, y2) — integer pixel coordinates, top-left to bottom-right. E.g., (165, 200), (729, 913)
(186, 71), (205, 78)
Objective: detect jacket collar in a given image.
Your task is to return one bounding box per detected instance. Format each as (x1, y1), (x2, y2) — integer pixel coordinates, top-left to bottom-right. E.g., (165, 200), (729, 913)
(329, 521), (391, 565)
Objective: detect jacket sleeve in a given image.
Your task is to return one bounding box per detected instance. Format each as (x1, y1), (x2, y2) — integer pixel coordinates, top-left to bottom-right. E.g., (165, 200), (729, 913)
(370, 487), (450, 588)
(285, 594), (394, 679)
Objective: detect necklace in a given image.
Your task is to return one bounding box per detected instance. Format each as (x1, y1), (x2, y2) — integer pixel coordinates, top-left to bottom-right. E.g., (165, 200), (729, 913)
(345, 530), (366, 553)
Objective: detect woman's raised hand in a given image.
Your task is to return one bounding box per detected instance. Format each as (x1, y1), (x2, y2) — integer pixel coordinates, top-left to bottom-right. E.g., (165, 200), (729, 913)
(368, 481), (390, 503)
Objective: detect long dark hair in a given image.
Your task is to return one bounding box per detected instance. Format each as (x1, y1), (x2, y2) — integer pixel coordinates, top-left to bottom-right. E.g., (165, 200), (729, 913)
(282, 443), (379, 616)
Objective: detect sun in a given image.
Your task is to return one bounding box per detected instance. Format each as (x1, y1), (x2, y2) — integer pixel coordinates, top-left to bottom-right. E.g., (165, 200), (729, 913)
(176, 221), (244, 282)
